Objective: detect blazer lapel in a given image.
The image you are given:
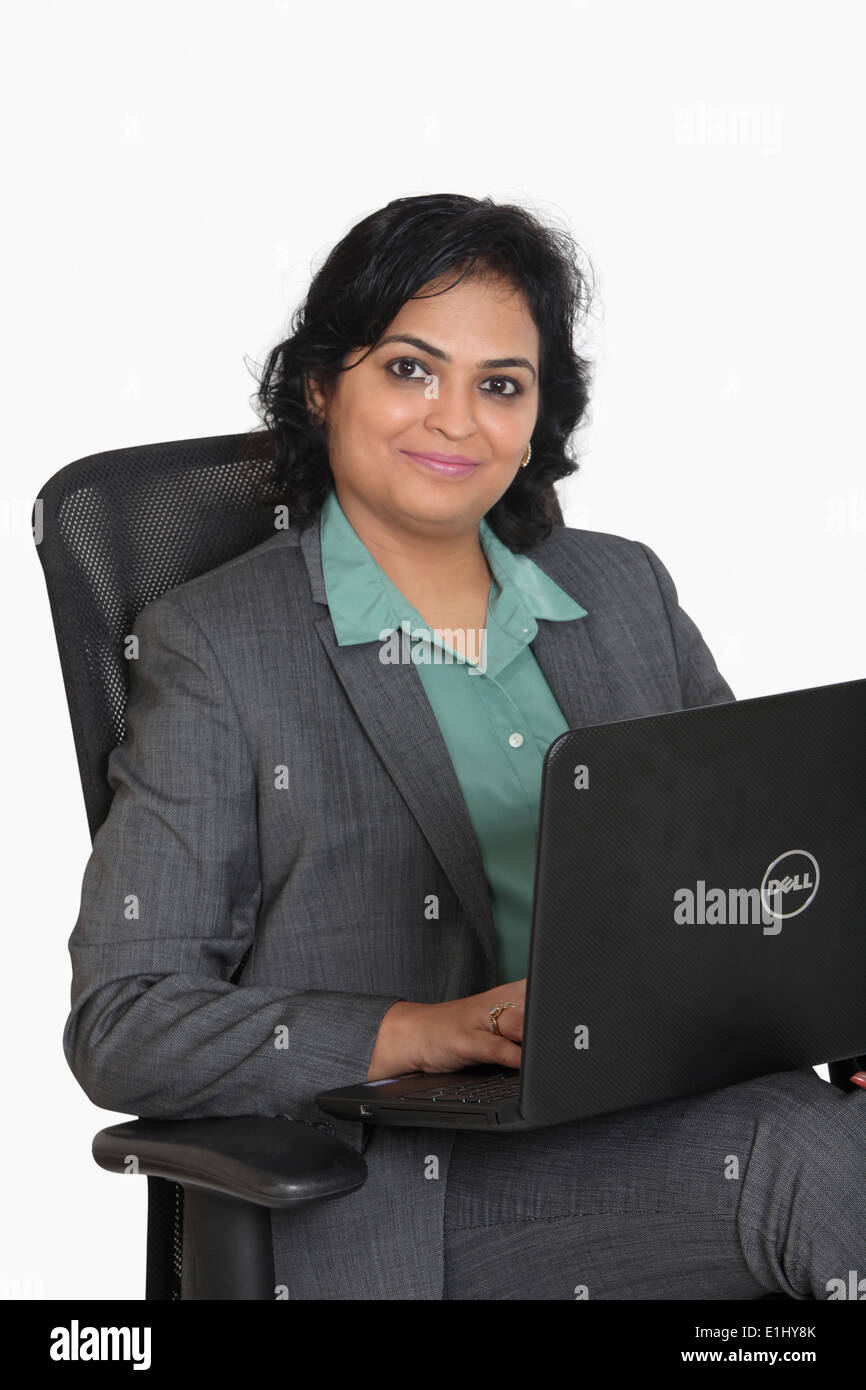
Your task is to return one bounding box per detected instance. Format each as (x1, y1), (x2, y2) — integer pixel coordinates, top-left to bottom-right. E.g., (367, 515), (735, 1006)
(529, 572), (618, 733)
(296, 519), (615, 984)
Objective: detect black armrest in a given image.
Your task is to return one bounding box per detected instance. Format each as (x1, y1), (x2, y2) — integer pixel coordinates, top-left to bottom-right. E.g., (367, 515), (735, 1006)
(94, 1116), (369, 1298)
(92, 1115), (367, 1207)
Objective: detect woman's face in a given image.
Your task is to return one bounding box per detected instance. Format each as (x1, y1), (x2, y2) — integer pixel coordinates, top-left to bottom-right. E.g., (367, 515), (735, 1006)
(308, 270), (540, 536)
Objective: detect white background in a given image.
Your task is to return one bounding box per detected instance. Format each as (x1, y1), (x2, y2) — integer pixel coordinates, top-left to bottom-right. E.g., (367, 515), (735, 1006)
(2, 0), (864, 1299)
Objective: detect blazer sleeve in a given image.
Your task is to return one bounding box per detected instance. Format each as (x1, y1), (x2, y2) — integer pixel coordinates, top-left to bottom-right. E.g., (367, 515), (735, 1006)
(63, 592), (403, 1120)
(635, 541), (736, 708)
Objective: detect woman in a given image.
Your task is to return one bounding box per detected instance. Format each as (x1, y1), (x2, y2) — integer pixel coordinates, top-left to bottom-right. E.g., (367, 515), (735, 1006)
(65, 193), (866, 1300)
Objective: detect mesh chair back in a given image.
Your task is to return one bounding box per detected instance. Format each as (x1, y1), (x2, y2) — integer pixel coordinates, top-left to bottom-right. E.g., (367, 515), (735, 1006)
(33, 429), (283, 1298)
(34, 430), (282, 840)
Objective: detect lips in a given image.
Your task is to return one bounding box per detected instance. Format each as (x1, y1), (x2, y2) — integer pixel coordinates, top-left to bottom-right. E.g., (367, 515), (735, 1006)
(404, 451), (479, 465)
(400, 449), (482, 478)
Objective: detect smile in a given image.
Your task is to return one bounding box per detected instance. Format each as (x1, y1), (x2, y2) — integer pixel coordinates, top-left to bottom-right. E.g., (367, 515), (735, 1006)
(400, 450), (481, 477)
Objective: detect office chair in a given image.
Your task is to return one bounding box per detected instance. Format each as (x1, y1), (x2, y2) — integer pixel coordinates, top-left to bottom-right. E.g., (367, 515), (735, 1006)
(34, 430), (859, 1300)
(33, 429), (371, 1300)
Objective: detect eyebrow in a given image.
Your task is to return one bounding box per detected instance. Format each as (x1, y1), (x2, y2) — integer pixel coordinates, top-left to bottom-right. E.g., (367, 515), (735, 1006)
(374, 334), (537, 383)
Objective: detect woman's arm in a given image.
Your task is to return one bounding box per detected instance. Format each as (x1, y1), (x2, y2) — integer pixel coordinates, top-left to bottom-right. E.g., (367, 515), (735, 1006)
(64, 593), (404, 1120)
(636, 541), (736, 708)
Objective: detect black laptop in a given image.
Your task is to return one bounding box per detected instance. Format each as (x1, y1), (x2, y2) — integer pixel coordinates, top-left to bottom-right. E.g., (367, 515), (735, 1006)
(316, 677), (866, 1132)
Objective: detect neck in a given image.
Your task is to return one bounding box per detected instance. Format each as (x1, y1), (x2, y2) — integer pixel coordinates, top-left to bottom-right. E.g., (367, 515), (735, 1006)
(333, 484), (493, 598)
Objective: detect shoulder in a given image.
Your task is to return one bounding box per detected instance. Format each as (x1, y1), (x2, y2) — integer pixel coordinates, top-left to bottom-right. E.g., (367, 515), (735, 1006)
(524, 522), (670, 609)
(131, 525), (311, 642)
(526, 520), (654, 567)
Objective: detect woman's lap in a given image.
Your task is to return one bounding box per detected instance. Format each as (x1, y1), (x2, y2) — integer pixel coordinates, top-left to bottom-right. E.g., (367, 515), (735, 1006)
(442, 1067), (866, 1300)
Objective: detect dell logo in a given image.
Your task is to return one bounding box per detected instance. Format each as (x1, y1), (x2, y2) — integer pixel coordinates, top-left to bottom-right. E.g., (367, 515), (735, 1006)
(760, 850), (820, 919)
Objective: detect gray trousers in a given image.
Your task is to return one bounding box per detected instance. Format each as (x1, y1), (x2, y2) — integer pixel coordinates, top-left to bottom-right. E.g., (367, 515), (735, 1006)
(442, 1068), (866, 1300)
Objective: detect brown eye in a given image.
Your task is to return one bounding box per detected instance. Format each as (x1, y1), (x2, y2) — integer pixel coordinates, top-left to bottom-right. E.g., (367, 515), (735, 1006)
(482, 377), (521, 397)
(387, 358), (427, 379)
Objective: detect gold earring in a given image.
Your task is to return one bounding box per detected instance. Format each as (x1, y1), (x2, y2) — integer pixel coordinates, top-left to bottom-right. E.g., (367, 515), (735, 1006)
(520, 442), (532, 468)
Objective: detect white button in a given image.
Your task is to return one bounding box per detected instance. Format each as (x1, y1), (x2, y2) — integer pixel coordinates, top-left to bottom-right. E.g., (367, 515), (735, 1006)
(522, 626), (530, 634)
(508, 732), (524, 748)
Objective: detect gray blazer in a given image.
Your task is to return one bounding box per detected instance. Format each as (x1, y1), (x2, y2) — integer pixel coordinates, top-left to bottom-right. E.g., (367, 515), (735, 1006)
(64, 514), (735, 1300)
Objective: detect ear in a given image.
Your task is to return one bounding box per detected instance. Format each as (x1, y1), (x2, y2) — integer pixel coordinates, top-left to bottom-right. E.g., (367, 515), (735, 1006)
(303, 372), (330, 426)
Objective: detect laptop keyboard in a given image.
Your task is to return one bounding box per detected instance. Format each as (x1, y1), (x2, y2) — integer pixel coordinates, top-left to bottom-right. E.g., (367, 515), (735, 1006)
(394, 1073), (520, 1105)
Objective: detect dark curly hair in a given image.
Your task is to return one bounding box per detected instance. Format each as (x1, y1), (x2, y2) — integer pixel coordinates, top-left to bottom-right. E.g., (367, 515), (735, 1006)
(247, 193), (596, 552)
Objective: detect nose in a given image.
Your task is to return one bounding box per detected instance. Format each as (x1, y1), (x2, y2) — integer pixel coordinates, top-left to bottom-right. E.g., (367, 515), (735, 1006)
(420, 377), (479, 439)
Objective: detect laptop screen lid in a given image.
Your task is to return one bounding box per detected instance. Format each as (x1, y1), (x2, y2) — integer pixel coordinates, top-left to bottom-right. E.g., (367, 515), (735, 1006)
(520, 677), (866, 1128)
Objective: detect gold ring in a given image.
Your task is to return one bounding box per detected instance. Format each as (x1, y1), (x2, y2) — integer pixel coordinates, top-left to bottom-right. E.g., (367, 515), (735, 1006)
(488, 1002), (516, 1035)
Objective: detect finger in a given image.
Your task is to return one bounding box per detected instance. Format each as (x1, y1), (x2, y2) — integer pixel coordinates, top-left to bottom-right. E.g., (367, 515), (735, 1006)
(485, 1036), (522, 1070)
(496, 1014), (523, 1044)
(482, 1004), (523, 1044)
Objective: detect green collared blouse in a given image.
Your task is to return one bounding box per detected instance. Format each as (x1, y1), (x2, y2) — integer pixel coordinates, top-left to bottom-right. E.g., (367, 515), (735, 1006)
(319, 484), (588, 983)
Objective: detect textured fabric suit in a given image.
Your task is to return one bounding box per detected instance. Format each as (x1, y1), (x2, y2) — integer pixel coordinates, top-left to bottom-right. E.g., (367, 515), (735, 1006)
(64, 513), (741, 1299)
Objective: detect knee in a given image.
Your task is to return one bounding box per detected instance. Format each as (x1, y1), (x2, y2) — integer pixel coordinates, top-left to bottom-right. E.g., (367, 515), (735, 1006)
(744, 1068), (866, 1152)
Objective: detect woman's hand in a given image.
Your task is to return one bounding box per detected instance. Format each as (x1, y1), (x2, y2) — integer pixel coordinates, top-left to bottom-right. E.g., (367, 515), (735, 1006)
(367, 980), (525, 1080)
